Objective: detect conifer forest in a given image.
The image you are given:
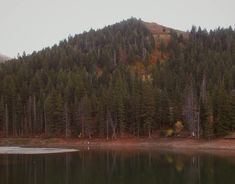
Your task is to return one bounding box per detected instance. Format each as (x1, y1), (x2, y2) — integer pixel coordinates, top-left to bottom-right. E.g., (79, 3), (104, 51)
(0, 18), (235, 139)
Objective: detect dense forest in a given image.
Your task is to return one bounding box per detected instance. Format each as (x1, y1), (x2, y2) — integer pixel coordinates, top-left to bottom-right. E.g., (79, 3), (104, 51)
(0, 18), (234, 139)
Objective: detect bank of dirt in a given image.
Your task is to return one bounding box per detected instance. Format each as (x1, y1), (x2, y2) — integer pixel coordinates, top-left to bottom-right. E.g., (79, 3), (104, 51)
(1, 137), (235, 152)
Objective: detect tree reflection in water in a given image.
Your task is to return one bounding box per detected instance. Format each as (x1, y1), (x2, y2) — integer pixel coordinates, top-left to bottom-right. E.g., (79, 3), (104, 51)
(0, 149), (235, 184)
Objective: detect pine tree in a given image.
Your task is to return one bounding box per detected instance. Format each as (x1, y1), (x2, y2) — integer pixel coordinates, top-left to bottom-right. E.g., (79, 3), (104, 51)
(0, 97), (4, 135)
(230, 91), (235, 130)
(214, 87), (231, 136)
(159, 90), (171, 129)
(113, 71), (126, 137)
(44, 90), (64, 136)
(97, 96), (106, 137)
(142, 82), (155, 137)
(14, 96), (24, 136)
(80, 95), (93, 138)
(54, 92), (64, 135)
(200, 96), (214, 139)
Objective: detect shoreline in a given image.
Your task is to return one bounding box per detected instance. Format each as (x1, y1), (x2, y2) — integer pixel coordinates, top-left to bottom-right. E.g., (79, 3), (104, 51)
(1, 137), (235, 152)
(1, 138), (235, 158)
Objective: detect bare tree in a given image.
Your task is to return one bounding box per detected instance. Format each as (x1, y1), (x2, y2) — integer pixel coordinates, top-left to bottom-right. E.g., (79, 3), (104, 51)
(183, 85), (200, 139)
(64, 103), (71, 138)
(5, 104), (9, 137)
(107, 110), (117, 139)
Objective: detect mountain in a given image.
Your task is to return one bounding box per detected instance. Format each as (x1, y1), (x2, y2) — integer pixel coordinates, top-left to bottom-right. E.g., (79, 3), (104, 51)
(0, 18), (234, 139)
(144, 22), (188, 67)
(0, 53), (10, 62)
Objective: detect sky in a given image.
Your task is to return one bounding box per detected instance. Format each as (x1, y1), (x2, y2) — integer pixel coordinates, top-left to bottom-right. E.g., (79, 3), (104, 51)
(0, 0), (234, 58)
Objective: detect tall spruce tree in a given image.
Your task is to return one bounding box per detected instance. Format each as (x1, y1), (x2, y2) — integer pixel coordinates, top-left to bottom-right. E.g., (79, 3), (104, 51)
(200, 96), (214, 139)
(142, 82), (155, 137)
(214, 87), (231, 136)
(230, 91), (235, 130)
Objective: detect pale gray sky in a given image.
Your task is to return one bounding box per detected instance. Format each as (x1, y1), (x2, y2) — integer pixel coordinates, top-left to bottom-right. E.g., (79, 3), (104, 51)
(0, 0), (234, 58)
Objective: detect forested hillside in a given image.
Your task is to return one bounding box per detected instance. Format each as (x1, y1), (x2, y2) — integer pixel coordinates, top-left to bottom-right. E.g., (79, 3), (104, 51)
(0, 18), (234, 139)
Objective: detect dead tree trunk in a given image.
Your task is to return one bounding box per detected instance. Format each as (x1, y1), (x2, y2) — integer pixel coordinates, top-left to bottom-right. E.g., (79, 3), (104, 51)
(5, 104), (9, 137)
(33, 95), (37, 134)
(183, 85), (200, 139)
(64, 103), (70, 138)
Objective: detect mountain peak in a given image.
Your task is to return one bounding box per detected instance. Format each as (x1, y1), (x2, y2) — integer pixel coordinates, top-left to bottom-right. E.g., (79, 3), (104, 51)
(143, 21), (188, 38)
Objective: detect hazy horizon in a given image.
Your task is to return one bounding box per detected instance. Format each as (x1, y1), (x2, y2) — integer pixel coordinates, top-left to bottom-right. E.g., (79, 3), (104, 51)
(1, 0), (234, 58)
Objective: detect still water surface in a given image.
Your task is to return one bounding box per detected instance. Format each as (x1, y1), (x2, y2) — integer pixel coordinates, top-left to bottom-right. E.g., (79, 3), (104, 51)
(0, 148), (235, 184)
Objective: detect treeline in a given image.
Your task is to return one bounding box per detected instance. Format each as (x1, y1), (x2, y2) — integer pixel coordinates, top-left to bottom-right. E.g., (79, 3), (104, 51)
(160, 26), (235, 138)
(0, 18), (234, 138)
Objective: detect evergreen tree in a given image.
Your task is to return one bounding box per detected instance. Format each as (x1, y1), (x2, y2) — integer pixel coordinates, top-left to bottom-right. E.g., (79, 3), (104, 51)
(214, 87), (231, 136)
(44, 90), (64, 136)
(200, 96), (214, 139)
(142, 82), (155, 137)
(0, 97), (4, 135)
(230, 91), (235, 130)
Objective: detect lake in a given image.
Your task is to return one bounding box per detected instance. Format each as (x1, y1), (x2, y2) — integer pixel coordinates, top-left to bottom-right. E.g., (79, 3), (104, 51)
(0, 148), (235, 184)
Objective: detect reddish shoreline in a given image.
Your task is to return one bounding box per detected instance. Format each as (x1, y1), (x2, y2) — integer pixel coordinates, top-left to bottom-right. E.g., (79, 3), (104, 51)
(1, 138), (235, 152)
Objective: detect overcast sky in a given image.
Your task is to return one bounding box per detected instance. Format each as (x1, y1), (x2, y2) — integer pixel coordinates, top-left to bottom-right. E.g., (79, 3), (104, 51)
(0, 0), (234, 58)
